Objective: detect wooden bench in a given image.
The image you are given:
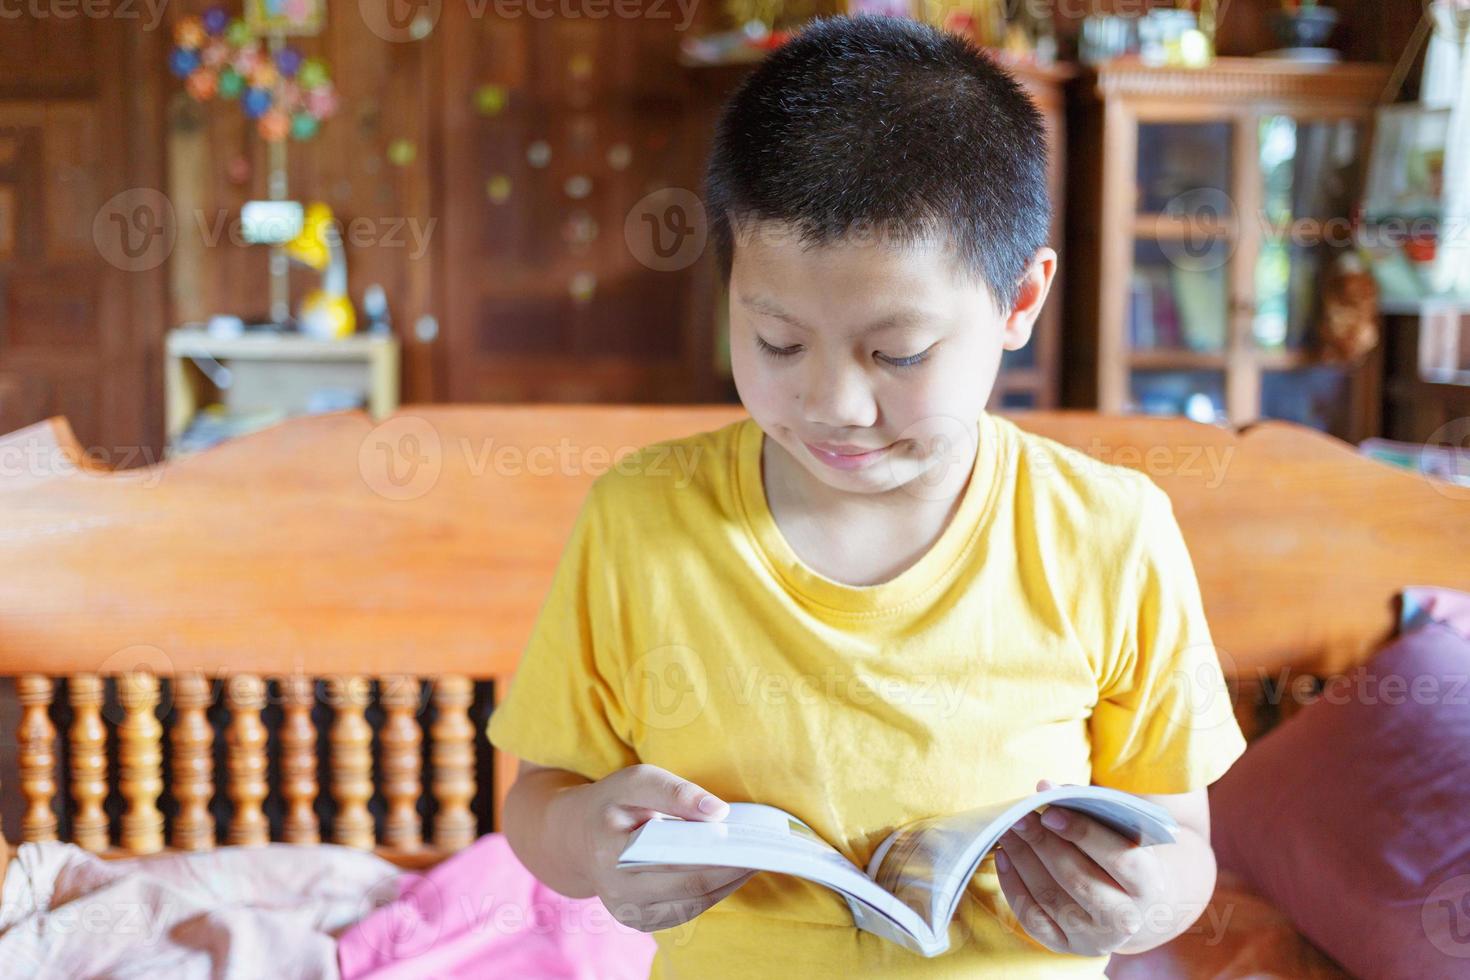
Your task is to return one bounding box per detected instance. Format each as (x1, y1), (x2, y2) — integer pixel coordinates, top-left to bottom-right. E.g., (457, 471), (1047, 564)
(1, 406), (1465, 877)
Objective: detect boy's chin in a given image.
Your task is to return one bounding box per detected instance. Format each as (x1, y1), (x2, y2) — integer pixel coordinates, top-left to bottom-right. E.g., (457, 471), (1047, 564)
(795, 444), (968, 501)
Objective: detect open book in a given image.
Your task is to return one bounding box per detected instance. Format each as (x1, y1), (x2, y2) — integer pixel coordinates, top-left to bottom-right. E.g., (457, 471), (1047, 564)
(617, 785), (1178, 957)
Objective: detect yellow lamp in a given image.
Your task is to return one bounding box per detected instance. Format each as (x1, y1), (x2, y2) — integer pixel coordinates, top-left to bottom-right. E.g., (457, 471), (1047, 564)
(285, 201), (356, 339)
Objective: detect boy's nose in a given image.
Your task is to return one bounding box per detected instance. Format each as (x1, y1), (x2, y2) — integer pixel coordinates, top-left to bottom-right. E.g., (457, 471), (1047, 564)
(801, 361), (878, 431)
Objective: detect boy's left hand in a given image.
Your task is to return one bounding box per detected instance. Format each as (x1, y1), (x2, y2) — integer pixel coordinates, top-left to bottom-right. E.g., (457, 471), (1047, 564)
(994, 778), (1171, 957)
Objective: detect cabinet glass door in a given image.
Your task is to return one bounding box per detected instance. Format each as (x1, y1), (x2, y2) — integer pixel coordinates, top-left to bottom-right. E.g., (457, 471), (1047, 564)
(1130, 369), (1227, 423)
(1135, 122), (1234, 215)
(1128, 121), (1235, 417)
(1130, 123), (1235, 352)
(1253, 116), (1365, 352)
(1261, 366), (1355, 437)
(1130, 238), (1229, 353)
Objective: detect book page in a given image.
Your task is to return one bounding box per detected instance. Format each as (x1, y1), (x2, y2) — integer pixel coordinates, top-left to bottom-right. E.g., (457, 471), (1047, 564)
(867, 786), (1179, 934)
(617, 802), (932, 946)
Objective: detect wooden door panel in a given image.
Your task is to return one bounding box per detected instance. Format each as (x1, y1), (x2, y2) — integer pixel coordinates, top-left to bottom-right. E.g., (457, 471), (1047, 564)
(440, 8), (712, 402)
(0, 5), (168, 458)
(0, 101), (108, 448)
(0, 15), (98, 95)
(43, 105), (102, 260)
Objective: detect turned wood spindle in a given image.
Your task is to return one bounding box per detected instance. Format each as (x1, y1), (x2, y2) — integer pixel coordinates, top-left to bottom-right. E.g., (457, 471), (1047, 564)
(379, 675), (423, 851)
(431, 675), (477, 851)
(225, 674), (269, 846)
(279, 674), (321, 845)
(118, 671), (165, 855)
(171, 672), (216, 851)
(328, 676), (375, 850)
(17, 675), (58, 843)
(68, 674), (109, 853)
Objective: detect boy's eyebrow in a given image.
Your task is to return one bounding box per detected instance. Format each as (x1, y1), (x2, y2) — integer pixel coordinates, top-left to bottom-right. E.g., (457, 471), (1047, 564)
(739, 294), (929, 335)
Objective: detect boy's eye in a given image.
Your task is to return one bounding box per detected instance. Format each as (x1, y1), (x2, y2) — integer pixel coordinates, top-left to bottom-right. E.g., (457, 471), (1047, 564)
(756, 336), (802, 358)
(756, 336), (936, 368)
(876, 345), (934, 369)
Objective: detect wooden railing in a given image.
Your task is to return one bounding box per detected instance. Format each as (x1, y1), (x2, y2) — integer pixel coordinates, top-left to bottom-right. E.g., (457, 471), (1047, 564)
(9, 672), (480, 866)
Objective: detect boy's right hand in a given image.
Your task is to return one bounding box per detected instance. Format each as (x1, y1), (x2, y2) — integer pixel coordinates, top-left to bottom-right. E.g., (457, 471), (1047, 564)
(567, 763), (758, 933)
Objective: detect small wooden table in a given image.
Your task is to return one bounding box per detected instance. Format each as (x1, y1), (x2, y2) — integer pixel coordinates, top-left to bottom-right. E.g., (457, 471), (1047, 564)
(164, 327), (400, 456)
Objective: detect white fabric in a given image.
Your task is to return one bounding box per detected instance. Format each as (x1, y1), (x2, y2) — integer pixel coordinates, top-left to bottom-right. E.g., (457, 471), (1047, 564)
(0, 840), (402, 979)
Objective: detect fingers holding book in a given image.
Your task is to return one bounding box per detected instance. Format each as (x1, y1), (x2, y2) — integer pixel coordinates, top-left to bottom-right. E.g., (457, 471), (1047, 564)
(992, 778), (1164, 957)
(573, 763), (755, 933)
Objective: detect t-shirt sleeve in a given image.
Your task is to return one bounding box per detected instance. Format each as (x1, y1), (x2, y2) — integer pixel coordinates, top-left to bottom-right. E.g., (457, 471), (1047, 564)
(486, 476), (639, 782)
(1089, 485), (1248, 794)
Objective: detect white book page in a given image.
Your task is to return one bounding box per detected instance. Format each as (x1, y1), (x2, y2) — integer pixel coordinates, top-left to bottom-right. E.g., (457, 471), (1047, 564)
(617, 802), (933, 946)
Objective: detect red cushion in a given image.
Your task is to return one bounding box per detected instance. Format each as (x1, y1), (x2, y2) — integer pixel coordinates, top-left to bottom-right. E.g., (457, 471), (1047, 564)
(1207, 622), (1470, 979)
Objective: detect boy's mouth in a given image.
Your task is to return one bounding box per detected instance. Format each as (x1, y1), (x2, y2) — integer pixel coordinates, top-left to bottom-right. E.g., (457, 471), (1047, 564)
(803, 440), (893, 470)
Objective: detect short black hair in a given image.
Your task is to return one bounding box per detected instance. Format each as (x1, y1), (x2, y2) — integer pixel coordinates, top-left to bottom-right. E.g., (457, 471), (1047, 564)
(704, 14), (1050, 312)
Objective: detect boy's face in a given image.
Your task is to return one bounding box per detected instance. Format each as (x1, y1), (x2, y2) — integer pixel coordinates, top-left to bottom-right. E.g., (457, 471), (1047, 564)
(728, 221), (1056, 499)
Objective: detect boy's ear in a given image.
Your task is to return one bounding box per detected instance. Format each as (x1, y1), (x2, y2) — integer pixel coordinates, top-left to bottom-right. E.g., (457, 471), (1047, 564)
(1001, 247), (1058, 351)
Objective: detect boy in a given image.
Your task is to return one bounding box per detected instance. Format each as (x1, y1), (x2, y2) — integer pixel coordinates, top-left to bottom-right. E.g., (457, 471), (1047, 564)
(489, 14), (1247, 978)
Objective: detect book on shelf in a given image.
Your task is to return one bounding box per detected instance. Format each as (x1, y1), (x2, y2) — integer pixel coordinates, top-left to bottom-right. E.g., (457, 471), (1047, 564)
(1130, 268), (1187, 352)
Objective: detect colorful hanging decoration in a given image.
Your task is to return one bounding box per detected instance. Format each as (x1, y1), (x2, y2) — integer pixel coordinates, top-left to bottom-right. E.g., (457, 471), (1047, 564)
(169, 5), (339, 143)
(387, 139), (417, 167)
(561, 211), (599, 247)
(568, 53), (594, 81)
(569, 271), (597, 305)
(474, 84), (508, 117)
(226, 154), (252, 185)
(569, 115), (596, 151)
(564, 175), (592, 200)
(486, 174), (513, 204)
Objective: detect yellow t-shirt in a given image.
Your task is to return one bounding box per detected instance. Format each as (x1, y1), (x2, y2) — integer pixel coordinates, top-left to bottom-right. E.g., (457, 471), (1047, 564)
(487, 411), (1248, 979)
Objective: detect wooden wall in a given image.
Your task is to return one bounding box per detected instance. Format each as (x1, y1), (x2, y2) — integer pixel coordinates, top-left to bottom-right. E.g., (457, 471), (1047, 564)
(0, 0), (1432, 462)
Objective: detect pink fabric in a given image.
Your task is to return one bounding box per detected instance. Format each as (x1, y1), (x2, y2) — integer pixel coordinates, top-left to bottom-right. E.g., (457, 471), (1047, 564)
(1208, 622), (1470, 980)
(337, 833), (655, 980)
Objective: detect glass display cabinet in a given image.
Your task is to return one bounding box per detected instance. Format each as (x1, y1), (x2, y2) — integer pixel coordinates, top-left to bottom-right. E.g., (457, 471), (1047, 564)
(1067, 58), (1393, 440)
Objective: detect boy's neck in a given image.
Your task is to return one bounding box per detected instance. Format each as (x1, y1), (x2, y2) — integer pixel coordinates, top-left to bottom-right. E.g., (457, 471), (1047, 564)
(760, 430), (979, 586)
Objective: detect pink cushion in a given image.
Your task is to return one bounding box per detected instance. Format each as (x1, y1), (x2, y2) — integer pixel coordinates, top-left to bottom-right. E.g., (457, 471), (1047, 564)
(1208, 622), (1470, 979)
(1401, 586), (1470, 638)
